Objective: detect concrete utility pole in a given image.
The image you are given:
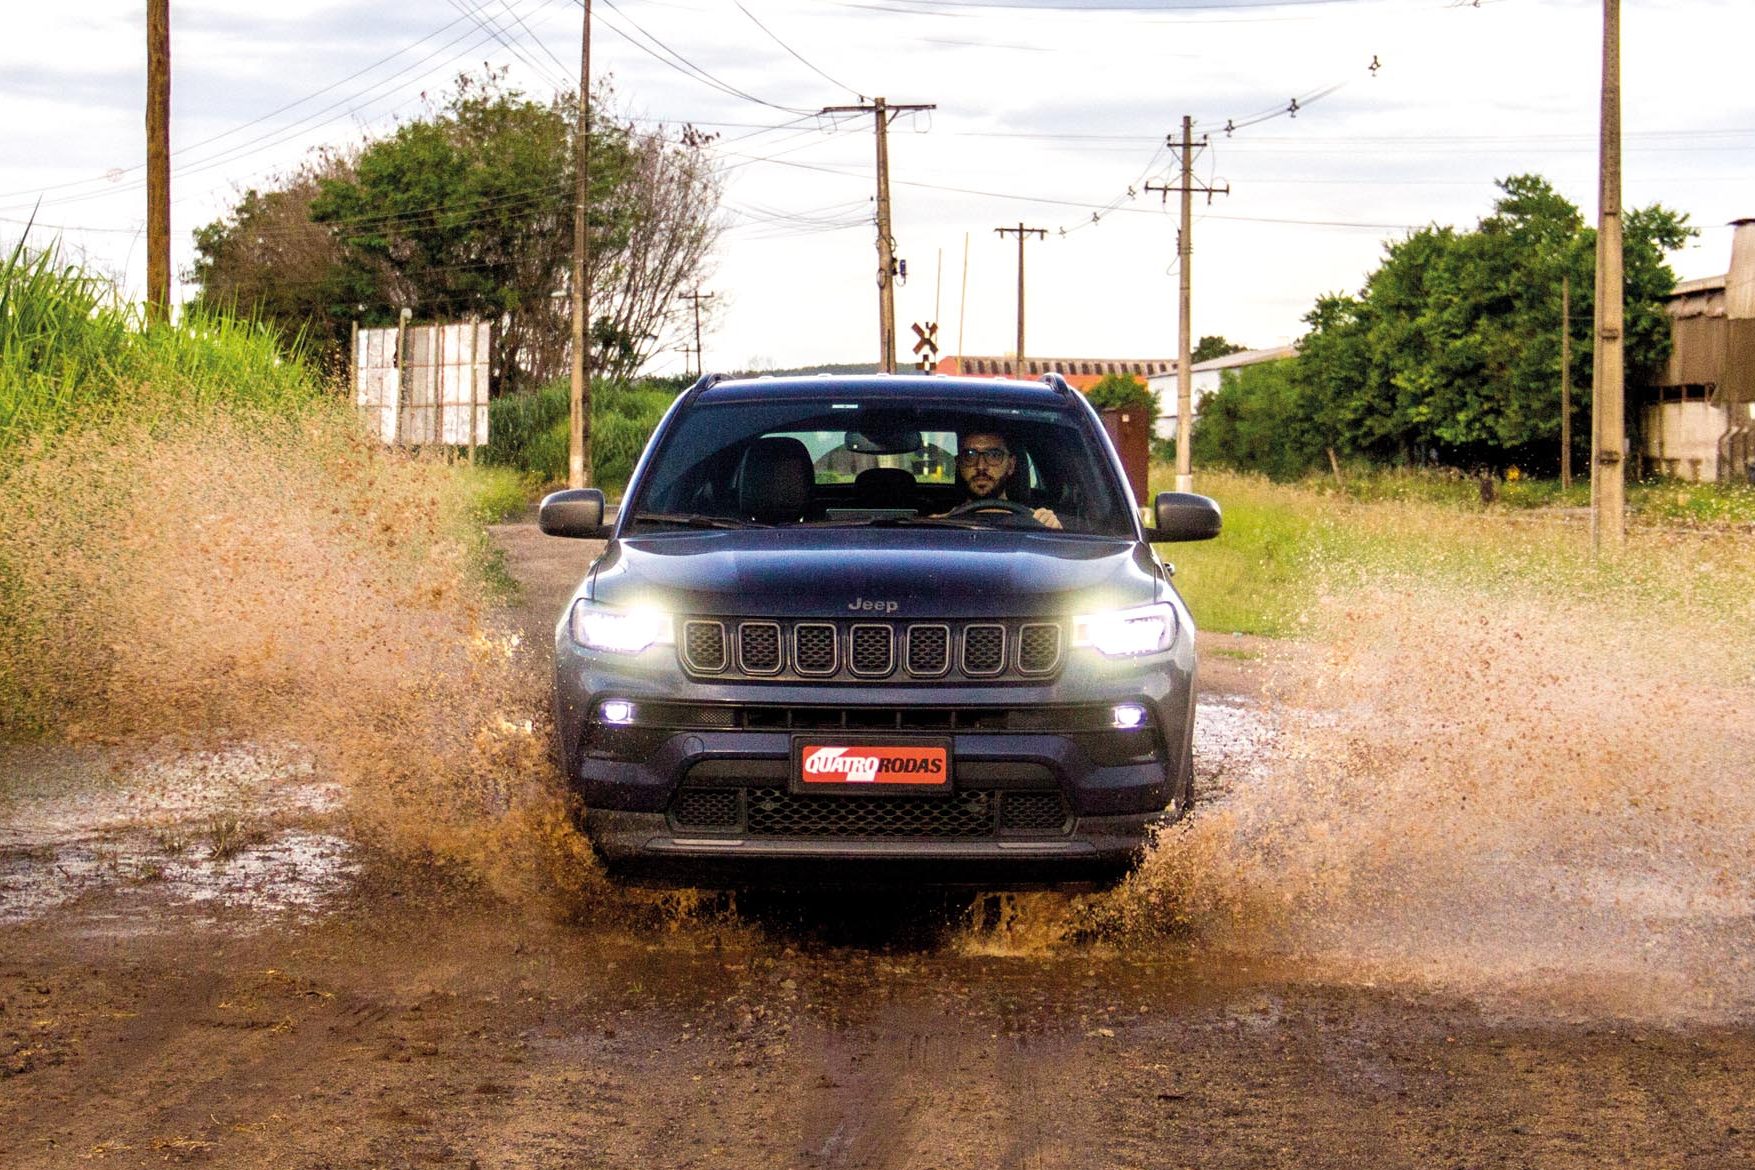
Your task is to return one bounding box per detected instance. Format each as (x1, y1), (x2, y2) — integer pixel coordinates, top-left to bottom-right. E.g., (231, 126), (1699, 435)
(145, 0), (170, 325)
(568, 0), (593, 489)
(1561, 274), (1573, 489)
(821, 97), (936, 373)
(995, 224), (1046, 375)
(1148, 116), (1228, 492)
(1591, 0), (1625, 556)
(682, 289), (713, 376)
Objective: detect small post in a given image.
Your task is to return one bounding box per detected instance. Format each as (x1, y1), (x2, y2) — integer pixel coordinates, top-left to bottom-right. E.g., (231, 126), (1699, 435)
(394, 308), (411, 447)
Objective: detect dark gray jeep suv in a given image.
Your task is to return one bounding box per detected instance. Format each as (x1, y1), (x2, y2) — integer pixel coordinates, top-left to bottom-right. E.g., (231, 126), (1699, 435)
(539, 372), (1220, 886)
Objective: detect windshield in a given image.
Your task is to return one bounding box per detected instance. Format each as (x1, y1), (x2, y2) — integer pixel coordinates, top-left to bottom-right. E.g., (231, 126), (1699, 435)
(625, 395), (1135, 537)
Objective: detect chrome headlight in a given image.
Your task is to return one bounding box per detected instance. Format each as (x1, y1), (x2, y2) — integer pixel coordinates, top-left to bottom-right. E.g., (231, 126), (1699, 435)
(567, 600), (674, 655)
(1071, 602), (1177, 658)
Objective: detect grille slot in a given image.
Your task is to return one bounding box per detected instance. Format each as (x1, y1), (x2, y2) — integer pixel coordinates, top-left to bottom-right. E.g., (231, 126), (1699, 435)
(849, 624), (895, 677)
(1017, 623), (1063, 675)
(672, 789), (740, 829)
(793, 623), (838, 676)
(744, 788), (993, 838)
(738, 622), (783, 674)
(999, 791), (1070, 831)
(961, 624), (1006, 676)
(681, 621), (727, 673)
(905, 624), (951, 676)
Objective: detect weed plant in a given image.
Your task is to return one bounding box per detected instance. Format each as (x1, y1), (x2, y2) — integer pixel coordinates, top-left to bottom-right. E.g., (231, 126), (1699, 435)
(1161, 467), (1755, 637)
(1, 237), (317, 448)
(484, 376), (681, 495)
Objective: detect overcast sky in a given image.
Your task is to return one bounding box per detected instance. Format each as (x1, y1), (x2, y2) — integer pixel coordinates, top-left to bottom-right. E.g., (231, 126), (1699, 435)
(4, 0), (1752, 374)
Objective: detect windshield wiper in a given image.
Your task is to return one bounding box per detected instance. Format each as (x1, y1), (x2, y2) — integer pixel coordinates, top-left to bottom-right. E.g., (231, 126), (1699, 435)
(630, 511), (768, 530)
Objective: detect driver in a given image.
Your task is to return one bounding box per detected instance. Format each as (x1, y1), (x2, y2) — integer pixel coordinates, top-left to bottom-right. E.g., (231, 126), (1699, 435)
(950, 431), (1061, 529)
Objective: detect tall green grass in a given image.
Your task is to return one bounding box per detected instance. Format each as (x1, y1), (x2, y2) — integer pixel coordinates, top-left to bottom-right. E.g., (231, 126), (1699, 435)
(484, 376), (680, 496)
(1160, 466), (1755, 637)
(1, 236), (317, 450)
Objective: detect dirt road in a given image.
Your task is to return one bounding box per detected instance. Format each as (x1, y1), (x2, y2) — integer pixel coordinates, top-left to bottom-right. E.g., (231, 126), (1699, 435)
(2, 520), (1750, 1169)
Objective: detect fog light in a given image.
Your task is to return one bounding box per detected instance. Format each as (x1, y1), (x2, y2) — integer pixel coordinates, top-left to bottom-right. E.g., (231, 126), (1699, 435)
(1111, 703), (1148, 730)
(599, 699), (636, 725)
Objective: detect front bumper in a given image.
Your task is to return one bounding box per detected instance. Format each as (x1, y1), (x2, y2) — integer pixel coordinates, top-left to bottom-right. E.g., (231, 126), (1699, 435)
(584, 808), (1174, 887)
(553, 624), (1197, 886)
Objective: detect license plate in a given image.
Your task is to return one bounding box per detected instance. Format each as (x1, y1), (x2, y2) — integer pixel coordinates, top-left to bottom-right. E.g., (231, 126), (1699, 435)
(791, 736), (952, 795)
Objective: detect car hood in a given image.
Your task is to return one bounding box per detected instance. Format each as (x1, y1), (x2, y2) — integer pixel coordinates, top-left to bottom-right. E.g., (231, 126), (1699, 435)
(585, 528), (1160, 619)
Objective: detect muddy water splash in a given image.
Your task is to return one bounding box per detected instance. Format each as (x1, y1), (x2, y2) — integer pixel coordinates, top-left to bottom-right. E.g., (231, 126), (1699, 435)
(1120, 574), (1755, 1023)
(0, 410), (599, 913)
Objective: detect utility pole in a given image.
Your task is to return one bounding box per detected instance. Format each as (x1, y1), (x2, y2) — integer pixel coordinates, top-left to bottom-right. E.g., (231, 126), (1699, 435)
(1148, 116), (1228, 492)
(1591, 0), (1625, 556)
(820, 97), (936, 373)
(995, 224), (1046, 375)
(568, 0), (593, 489)
(1561, 274), (1573, 489)
(145, 0), (170, 325)
(682, 289), (714, 376)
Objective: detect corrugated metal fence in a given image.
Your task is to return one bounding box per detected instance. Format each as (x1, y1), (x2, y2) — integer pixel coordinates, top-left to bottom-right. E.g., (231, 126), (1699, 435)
(352, 320), (491, 450)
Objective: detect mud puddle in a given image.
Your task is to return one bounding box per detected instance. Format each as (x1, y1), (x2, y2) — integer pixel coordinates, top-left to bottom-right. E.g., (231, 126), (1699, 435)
(0, 742), (357, 928)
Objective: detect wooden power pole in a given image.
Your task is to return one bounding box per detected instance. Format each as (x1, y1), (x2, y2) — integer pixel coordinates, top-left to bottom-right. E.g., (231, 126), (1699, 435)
(1591, 0), (1625, 556)
(1561, 274), (1573, 489)
(568, 0), (593, 489)
(995, 223), (1046, 376)
(1148, 116), (1227, 492)
(821, 97), (936, 373)
(682, 289), (714, 376)
(146, 0), (170, 325)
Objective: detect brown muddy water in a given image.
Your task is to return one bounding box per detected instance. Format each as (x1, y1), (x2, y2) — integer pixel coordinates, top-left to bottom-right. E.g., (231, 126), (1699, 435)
(3, 437), (1754, 1165)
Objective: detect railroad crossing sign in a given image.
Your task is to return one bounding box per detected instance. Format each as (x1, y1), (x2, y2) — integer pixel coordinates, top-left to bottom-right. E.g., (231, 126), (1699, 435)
(911, 321), (939, 371)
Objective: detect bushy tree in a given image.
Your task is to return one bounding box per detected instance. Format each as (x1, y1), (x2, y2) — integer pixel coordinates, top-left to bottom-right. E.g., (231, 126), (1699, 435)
(185, 152), (356, 372)
(190, 72), (722, 391)
(1084, 371), (1155, 415)
(1295, 175), (1692, 472)
(1190, 358), (1322, 480)
(1192, 335), (1245, 364)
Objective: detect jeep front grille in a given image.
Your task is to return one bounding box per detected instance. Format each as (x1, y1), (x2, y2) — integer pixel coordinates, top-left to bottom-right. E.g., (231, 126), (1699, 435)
(794, 623), (838, 675)
(961, 624), (1006, 676)
(682, 621), (727, 673)
(1017, 623), (1063, 675)
(849, 624), (895, 676)
(738, 621), (782, 674)
(676, 619), (1064, 683)
(905, 625), (950, 676)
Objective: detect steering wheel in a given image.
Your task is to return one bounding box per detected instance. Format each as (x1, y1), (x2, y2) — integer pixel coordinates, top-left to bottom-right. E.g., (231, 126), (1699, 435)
(944, 499), (1045, 526)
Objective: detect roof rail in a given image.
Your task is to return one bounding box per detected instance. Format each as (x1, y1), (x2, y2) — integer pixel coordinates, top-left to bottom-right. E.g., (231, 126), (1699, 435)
(1040, 371), (1076, 396)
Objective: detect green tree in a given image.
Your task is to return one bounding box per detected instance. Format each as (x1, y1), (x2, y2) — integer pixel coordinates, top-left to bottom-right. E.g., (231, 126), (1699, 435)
(1192, 335), (1246, 364)
(1084, 371), (1155, 415)
(185, 152), (356, 372)
(191, 72), (722, 390)
(1295, 175), (1693, 471)
(1191, 357), (1321, 480)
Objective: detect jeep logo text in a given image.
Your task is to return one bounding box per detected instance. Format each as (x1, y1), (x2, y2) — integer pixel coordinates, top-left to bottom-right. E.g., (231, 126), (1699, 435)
(847, 597), (899, 613)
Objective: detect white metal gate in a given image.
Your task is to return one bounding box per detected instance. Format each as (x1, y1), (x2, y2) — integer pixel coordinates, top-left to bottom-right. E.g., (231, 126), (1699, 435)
(352, 319), (491, 449)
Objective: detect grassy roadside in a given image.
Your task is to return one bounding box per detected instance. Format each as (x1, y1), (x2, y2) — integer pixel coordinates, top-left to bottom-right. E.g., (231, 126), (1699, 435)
(1156, 466), (1755, 638)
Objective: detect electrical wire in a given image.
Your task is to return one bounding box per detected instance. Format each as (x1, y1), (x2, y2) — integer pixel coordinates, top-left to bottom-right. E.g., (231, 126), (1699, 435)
(733, 1), (865, 100)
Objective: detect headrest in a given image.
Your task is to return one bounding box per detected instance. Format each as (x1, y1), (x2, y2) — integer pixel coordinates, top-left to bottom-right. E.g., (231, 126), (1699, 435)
(852, 466), (919, 508)
(738, 436), (814, 523)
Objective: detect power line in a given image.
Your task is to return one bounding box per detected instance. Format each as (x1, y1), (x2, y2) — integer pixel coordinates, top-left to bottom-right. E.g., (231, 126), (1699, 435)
(734, 1), (864, 100)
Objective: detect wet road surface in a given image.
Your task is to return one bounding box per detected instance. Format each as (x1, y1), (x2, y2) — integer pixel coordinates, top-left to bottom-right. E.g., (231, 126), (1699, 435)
(1, 518), (1751, 1168)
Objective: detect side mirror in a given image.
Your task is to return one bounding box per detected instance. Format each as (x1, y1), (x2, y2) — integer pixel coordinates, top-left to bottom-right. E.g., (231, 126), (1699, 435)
(1145, 491), (1221, 542)
(538, 488), (609, 539)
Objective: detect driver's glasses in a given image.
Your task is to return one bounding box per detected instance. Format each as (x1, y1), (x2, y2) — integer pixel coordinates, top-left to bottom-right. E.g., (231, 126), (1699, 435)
(957, 446), (1010, 467)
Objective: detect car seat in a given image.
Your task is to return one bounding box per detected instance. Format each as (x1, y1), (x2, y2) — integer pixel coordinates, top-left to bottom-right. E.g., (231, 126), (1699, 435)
(736, 436), (815, 524)
(852, 467), (919, 512)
